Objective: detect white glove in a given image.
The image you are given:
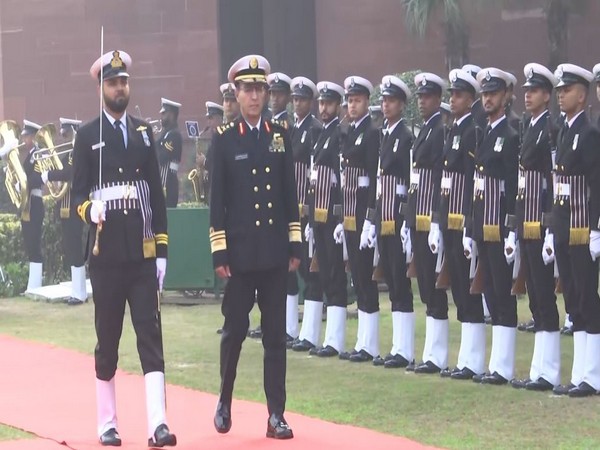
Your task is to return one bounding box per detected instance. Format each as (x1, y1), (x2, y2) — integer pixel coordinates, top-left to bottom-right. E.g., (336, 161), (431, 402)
(400, 221), (410, 252)
(333, 223), (344, 244)
(590, 230), (600, 261)
(0, 137), (18, 158)
(504, 231), (517, 264)
(89, 200), (106, 224)
(367, 223), (377, 248)
(462, 228), (473, 260)
(304, 223), (313, 243)
(156, 257), (167, 292)
(359, 220), (371, 250)
(542, 230), (555, 265)
(428, 222), (441, 254)
(41, 171), (49, 184)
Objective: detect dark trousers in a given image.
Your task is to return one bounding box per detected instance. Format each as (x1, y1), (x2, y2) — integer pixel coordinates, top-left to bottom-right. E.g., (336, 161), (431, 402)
(287, 216), (323, 300)
(346, 229), (379, 313)
(478, 241), (517, 327)
(90, 259), (164, 380)
(412, 229), (448, 319)
(166, 171), (178, 208)
(313, 220), (347, 307)
(555, 242), (600, 333)
(220, 266), (288, 415)
(61, 215), (85, 267)
(522, 239), (558, 331)
(444, 229), (483, 323)
(21, 196), (44, 263)
(379, 232), (413, 312)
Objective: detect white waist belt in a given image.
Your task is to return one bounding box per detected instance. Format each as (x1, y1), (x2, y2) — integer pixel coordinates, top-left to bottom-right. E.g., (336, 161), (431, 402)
(30, 189), (42, 197)
(396, 184), (408, 196)
(555, 183), (570, 197)
(92, 185), (138, 201)
(475, 179), (505, 193)
(358, 176), (370, 187)
(169, 162), (179, 171)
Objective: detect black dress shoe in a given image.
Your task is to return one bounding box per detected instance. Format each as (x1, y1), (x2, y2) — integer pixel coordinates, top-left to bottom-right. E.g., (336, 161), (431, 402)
(148, 424), (176, 447)
(308, 346), (321, 356)
(286, 335), (296, 349)
(316, 345), (339, 357)
(510, 378), (530, 389)
(526, 377), (554, 392)
(349, 349), (374, 363)
(553, 383), (575, 396)
(414, 360), (442, 374)
(372, 355), (386, 366)
(560, 326), (573, 336)
(67, 297), (86, 306)
(568, 382), (600, 398)
(440, 368), (455, 378)
(214, 401), (232, 434)
(339, 350), (358, 360)
(266, 414), (293, 440)
(99, 428), (121, 446)
(481, 371), (508, 385)
(517, 318), (534, 332)
(405, 360), (416, 372)
(472, 372), (488, 383)
(292, 339), (315, 352)
(384, 354), (410, 369)
(450, 367), (476, 380)
(249, 327), (262, 339)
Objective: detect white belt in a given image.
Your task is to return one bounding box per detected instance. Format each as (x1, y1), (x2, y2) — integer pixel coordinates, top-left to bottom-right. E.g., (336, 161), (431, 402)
(474, 179), (505, 193)
(92, 185), (138, 201)
(310, 170), (338, 186)
(519, 175), (548, 190)
(396, 184), (408, 196)
(169, 162), (179, 171)
(555, 183), (570, 197)
(358, 176), (370, 187)
(30, 189), (42, 198)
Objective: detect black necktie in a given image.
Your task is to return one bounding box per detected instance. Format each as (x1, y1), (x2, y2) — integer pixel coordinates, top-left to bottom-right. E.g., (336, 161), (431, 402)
(559, 121), (569, 145)
(250, 127), (259, 140)
(484, 124), (491, 136)
(114, 120), (125, 148)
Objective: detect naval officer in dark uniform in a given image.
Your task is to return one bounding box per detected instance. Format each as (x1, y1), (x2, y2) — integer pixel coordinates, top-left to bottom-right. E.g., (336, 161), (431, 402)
(157, 98), (182, 208)
(210, 55), (301, 439)
(72, 50), (176, 447)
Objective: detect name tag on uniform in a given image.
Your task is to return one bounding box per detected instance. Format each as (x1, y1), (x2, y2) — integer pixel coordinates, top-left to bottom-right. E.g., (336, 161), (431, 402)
(410, 172), (420, 186)
(452, 135), (460, 150)
(393, 139), (399, 152)
(310, 169), (318, 182)
(234, 153), (248, 161)
(518, 176), (526, 189)
(572, 134), (579, 151)
(494, 137), (504, 152)
(301, 130), (307, 144)
(355, 133), (363, 146)
(441, 177), (452, 190)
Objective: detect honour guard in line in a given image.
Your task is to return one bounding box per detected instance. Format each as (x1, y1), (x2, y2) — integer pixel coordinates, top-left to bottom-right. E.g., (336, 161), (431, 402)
(370, 75), (415, 369)
(268, 72), (292, 127)
(462, 64), (487, 131)
(340, 76), (381, 362)
(504, 72), (523, 132)
(210, 55), (300, 439)
(468, 68), (520, 385)
(72, 50), (176, 447)
(221, 82), (240, 123)
(206, 101), (225, 125)
(430, 69), (486, 380)
(295, 81), (349, 356)
(157, 98), (182, 208)
(285, 76), (323, 347)
(20, 120), (45, 292)
(549, 64), (600, 397)
(594, 65), (600, 129)
(404, 73), (449, 374)
(509, 64), (560, 391)
(42, 118), (88, 305)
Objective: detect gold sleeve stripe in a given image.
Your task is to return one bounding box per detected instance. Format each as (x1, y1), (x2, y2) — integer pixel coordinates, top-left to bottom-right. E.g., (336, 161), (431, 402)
(165, 142), (174, 151)
(289, 230), (302, 242)
(211, 237), (227, 253)
(155, 233), (168, 239)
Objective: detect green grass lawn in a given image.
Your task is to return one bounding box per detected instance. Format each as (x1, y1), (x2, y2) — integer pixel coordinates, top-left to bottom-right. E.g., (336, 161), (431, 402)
(0, 424), (32, 442)
(1, 294), (600, 449)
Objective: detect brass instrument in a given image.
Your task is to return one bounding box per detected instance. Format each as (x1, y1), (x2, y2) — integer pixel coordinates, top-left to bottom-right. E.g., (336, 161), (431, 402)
(0, 120), (28, 210)
(33, 124), (70, 199)
(187, 168), (202, 203)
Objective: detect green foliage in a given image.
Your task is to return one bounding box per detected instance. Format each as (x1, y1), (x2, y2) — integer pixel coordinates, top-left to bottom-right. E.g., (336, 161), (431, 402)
(0, 262), (28, 297)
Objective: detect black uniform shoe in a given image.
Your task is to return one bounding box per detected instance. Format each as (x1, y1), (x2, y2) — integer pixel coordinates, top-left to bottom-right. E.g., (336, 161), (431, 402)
(68, 297), (86, 306)
(568, 382), (600, 398)
(384, 354), (410, 369)
(148, 424), (176, 448)
(349, 349), (374, 362)
(414, 361), (442, 374)
(405, 360), (416, 372)
(472, 372), (488, 383)
(99, 428), (121, 446)
(249, 327), (262, 339)
(481, 371), (508, 385)
(553, 383), (575, 396)
(286, 335), (297, 349)
(266, 414), (294, 440)
(339, 350), (358, 360)
(292, 339), (315, 352)
(372, 355), (387, 366)
(450, 367), (476, 380)
(440, 368), (455, 378)
(308, 346), (321, 356)
(316, 345), (339, 357)
(214, 401), (232, 434)
(560, 326), (573, 336)
(510, 378), (530, 389)
(517, 318), (534, 332)
(526, 377), (554, 392)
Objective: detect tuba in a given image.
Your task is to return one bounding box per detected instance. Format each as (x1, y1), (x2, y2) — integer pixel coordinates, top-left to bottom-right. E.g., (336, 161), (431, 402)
(33, 124), (70, 199)
(0, 120), (28, 210)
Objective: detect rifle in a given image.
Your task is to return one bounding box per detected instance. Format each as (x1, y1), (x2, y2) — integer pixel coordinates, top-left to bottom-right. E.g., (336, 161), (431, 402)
(505, 214), (527, 296)
(469, 241), (484, 295)
(333, 204), (350, 273)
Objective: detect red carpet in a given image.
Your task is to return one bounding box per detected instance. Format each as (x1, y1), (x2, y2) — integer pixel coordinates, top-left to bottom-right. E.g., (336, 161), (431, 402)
(0, 335), (436, 449)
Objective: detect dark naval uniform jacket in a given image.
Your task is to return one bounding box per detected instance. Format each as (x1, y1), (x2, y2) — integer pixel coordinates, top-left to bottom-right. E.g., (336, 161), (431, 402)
(21, 146), (43, 222)
(209, 117), (302, 272)
(72, 112), (168, 265)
